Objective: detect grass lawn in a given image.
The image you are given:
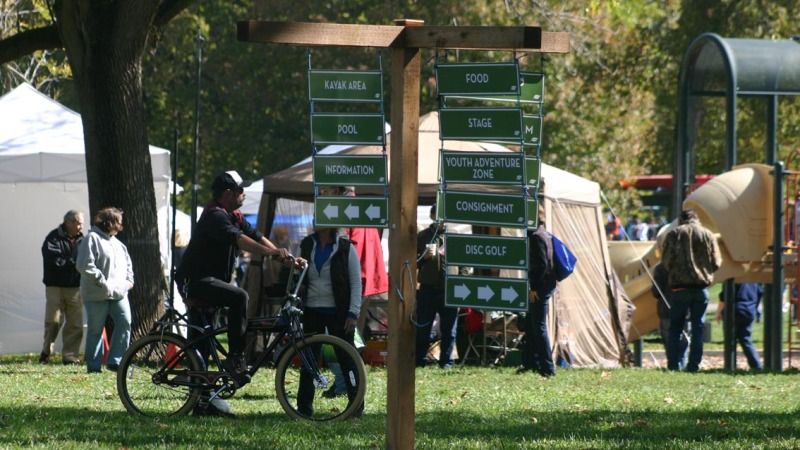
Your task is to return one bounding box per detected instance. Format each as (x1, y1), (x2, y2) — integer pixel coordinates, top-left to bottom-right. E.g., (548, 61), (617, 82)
(1, 353), (798, 449)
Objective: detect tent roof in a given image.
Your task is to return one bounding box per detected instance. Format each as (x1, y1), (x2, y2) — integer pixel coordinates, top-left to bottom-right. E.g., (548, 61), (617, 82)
(262, 111), (600, 204)
(0, 83), (170, 182)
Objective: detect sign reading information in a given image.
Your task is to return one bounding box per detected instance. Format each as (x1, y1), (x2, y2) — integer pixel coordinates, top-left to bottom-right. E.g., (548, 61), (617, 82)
(313, 155), (387, 185)
(436, 63), (520, 96)
(308, 70), (383, 102)
(439, 108), (522, 142)
(441, 191), (531, 228)
(445, 234), (528, 270)
(440, 151), (525, 185)
(445, 275), (529, 311)
(314, 196), (388, 228)
(311, 113), (384, 145)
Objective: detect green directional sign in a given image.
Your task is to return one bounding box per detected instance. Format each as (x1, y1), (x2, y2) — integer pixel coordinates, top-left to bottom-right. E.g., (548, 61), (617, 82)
(527, 197), (539, 229)
(309, 70), (383, 102)
(311, 113), (384, 145)
(439, 108), (522, 142)
(314, 196), (388, 228)
(440, 151), (525, 185)
(313, 155), (387, 185)
(445, 275), (529, 311)
(526, 157), (541, 187)
(442, 191), (531, 228)
(520, 72), (544, 104)
(445, 234), (528, 270)
(523, 115), (542, 146)
(436, 63), (520, 96)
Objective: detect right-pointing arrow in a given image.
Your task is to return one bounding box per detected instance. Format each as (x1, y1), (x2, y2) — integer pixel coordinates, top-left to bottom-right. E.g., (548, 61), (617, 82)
(323, 204), (339, 219)
(454, 284), (471, 300)
(477, 285), (494, 302)
(501, 287), (519, 303)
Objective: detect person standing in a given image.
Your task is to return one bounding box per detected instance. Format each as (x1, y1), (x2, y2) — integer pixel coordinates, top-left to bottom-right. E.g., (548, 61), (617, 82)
(76, 207), (134, 373)
(662, 209), (721, 372)
(415, 205), (460, 369)
(716, 283), (763, 370)
(518, 208), (557, 377)
(651, 262), (687, 368)
(40, 210), (85, 365)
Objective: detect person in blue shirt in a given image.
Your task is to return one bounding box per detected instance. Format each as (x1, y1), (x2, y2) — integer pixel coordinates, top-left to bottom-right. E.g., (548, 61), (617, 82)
(716, 283), (763, 370)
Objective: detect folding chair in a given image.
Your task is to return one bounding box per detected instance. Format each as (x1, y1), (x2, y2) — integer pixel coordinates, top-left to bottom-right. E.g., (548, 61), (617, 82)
(459, 308), (483, 366)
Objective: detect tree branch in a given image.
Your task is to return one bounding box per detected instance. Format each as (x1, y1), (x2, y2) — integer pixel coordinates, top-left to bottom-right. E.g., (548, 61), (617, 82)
(154, 0), (197, 27)
(0, 25), (62, 66)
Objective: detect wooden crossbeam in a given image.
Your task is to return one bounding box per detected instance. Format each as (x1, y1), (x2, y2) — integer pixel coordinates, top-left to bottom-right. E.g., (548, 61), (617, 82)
(237, 21), (570, 53)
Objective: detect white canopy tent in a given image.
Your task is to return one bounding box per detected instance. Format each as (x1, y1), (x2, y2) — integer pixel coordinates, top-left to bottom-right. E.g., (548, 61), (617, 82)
(0, 83), (173, 354)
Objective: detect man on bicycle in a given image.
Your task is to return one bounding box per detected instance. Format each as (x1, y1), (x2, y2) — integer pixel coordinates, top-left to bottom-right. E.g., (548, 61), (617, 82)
(177, 171), (291, 393)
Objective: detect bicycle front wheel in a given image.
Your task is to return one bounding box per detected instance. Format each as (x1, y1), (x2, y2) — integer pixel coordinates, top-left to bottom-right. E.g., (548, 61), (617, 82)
(117, 333), (203, 417)
(275, 334), (367, 421)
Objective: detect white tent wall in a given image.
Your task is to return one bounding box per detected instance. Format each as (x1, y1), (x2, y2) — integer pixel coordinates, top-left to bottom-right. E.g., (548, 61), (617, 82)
(0, 83), (174, 355)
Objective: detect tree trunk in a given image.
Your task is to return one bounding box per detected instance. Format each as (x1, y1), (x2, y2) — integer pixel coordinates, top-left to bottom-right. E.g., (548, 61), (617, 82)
(57, 1), (165, 338)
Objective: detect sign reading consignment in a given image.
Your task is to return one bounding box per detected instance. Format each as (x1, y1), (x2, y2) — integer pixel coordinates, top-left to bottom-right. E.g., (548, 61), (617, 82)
(441, 190), (531, 228)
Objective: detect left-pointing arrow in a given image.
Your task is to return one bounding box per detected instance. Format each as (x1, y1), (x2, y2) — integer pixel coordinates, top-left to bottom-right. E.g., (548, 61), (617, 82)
(365, 204), (381, 220)
(501, 287), (519, 302)
(324, 204), (339, 219)
(345, 204), (359, 219)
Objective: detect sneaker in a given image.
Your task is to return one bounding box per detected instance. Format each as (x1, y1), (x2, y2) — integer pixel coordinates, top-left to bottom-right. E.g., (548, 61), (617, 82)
(38, 353), (49, 364)
(62, 359), (80, 366)
(194, 397), (235, 418)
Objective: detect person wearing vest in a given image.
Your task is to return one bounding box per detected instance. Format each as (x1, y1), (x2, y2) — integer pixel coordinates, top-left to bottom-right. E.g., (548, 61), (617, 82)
(298, 226), (362, 418)
(40, 210), (85, 365)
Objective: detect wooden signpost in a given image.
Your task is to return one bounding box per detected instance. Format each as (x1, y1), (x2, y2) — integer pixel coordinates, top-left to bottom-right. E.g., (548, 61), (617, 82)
(238, 19), (568, 450)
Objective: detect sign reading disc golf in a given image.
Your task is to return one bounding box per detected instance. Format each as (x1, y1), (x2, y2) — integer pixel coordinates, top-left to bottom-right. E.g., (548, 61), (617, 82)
(445, 275), (529, 311)
(314, 196), (388, 228)
(445, 234), (528, 270)
(441, 190), (531, 228)
(311, 113), (384, 145)
(313, 155), (387, 185)
(439, 108), (522, 142)
(308, 70), (383, 102)
(440, 151), (525, 185)
(436, 63), (520, 96)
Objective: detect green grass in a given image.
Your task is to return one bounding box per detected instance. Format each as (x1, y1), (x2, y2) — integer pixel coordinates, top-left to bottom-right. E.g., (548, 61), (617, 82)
(1, 354), (799, 449)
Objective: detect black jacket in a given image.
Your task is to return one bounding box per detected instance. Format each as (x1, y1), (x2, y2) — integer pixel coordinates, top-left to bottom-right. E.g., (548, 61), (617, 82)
(527, 225), (557, 298)
(41, 225), (82, 287)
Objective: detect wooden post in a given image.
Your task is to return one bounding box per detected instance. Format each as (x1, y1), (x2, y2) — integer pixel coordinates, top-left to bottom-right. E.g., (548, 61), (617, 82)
(387, 19), (422, 450)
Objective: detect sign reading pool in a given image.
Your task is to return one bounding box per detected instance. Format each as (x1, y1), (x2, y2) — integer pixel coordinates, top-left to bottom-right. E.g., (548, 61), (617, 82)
(313, 155), (387, 185)
(311, 113), (385, 145)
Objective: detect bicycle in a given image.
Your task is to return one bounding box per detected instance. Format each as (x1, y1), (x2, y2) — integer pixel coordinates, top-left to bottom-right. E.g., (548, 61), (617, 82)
(116, 259), (367, 421)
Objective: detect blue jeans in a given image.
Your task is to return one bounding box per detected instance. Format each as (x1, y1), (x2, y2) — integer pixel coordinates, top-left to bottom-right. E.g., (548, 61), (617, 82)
(415, 287), (458, 367)
(84, 299), (131, 370)
(735, 316), (762, 370)
(668, 289), (708, 371)
(522, 292), (555, 376)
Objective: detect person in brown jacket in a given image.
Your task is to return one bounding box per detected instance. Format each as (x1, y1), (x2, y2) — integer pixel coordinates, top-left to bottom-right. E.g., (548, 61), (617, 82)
(661, 209), (721, 372)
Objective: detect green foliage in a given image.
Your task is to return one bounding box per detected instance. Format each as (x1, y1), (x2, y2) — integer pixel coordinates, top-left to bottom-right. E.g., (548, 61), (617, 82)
(1, 357), (799, 449)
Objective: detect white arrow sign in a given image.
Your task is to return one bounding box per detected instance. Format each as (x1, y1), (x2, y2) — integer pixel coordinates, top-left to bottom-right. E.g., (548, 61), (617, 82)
(454, 284), (471, 300)
(323, 204), (339, 219)
(345, 204), (360, 219)
(365, 204), (381, 220)
(501, 287), (519, 303)
(477, 285), (495, 302)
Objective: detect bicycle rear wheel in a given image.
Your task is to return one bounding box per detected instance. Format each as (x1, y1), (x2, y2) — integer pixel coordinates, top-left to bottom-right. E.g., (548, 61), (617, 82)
(117, 333), (203, 417)
(275, 334), (367, 422)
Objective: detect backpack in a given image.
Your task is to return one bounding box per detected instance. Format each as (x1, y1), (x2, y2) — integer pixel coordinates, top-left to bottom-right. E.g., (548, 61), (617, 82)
(550, 234), (577, 281)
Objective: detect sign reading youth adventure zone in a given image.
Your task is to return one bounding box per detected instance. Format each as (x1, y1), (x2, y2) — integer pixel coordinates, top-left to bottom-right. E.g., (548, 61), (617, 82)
(436, 63), (520, 96)
(445, 234), (528, 270)
(441, 191), (532, 228)
(439, 108), (522, 141)
(440, 151), (529, 185)
(311, 113), (384, 145)
(445, 275), (528, 311)
(308, 70), (383, 102)
(313, 155), (387, 185)
(314, 196), (388, 228)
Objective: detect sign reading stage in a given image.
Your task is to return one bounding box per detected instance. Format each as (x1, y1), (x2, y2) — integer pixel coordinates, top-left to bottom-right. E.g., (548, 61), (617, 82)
(445, 275), (529, 311)
(313, 155), (387, 185)
(439, 108), (522, 142)
(308, 70), (383, 102)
